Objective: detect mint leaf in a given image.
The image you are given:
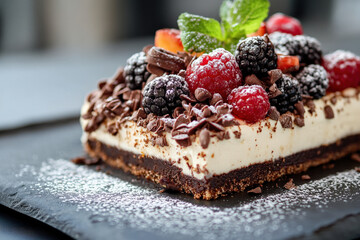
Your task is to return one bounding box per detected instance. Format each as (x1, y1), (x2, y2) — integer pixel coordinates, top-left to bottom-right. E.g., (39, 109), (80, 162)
(180, 31), (223, 53)
(177, 0), (269, 53)
(178, 13), (224, 52)
(222, 0), (269, 35)
(178, 13), (223, 39)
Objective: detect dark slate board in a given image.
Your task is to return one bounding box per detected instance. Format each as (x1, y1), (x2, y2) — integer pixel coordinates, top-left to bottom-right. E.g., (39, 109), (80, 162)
(0, 120), (360, 240)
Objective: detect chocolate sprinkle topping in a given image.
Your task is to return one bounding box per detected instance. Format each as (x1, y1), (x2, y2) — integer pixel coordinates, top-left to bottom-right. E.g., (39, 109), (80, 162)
(199, 128), (211, 149)
(195, 88), (212, 102)
(294, 117), (305, 127)
(279, 114), (293, 128)
(324, 105), (334, 119)
(247, 186), (262, 194)
(301, 174), (311, 180)
(146, 47), (186, 75)
(268, 106), (280, 121)
(284, 178), (296, 190)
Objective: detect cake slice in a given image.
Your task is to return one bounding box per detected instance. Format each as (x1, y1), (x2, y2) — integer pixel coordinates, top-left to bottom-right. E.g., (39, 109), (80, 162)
(80, 0), (360, 199)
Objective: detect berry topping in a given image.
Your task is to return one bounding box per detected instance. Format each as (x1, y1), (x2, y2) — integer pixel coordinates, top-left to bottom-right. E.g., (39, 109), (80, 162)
(277, 55), (300, 73)
(227, 85), (270, 123)
(155, 29), (184, 54)
(268, 32), (296, 56)
(322, 50), (360, 92)
(124, 52), (150, 90)
(296, 64), (329, 99)
(266, 13), (303, 36)
(185, 48), (242, 99)
(294, 35), (322, 64)
(142, 75), (189, 116)
(270, 74), (302, 114)
(235, 35), (277, 76)
(247, 22), (267, 37)
(269, 32), (322, 64)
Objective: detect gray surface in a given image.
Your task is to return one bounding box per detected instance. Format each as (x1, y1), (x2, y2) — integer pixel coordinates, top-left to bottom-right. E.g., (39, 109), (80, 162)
(0, 37), (151, 131)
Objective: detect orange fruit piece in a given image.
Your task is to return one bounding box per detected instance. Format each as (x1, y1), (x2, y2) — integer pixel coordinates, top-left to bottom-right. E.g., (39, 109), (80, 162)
(155, 29), (184, 54)
(277, 55), (300, 73)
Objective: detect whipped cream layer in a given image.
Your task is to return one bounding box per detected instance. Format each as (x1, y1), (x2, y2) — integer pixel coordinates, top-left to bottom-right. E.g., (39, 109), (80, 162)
(81, 88), (360, 180)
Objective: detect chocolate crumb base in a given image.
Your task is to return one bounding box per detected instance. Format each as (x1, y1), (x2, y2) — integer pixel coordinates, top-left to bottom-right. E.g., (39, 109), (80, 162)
(84, 134), (360, 200)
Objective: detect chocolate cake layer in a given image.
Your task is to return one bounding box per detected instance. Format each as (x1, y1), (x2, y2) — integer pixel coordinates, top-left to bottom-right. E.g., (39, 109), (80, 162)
(85, 134), (360, 199)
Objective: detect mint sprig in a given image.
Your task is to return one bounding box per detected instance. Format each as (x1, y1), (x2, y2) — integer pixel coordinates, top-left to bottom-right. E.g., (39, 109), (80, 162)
(177, 0), (270, 54)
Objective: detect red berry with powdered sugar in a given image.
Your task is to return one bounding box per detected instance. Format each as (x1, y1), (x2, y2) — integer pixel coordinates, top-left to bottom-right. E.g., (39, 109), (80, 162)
(266, 13), (303, 36)
(186, 48), (242, 99)
(227, 85), (270, 123)
(322, 50), (360, 92)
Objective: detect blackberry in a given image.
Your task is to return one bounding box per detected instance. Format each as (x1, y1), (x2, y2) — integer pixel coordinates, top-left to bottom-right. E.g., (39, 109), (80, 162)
(296, 64), (329, 99)
(270, 74), (302, 113)
(269, 32), (322, 64)
(235, 35), (277, 76)
(269, 32), (296, 56)
(142, 74), (189, 116)
(294, 35), (322, 64)
(124, 52), (150, 89)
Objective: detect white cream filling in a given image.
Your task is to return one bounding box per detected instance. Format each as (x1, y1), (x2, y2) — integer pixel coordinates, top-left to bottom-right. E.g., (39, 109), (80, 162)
(81, 88), (360, 180)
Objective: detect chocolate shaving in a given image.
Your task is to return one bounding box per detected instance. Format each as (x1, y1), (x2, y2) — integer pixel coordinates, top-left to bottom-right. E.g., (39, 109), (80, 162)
(174, 114), (191, 129)
(177, 52), (194, 67)
(303, 98), (316, 114)
(267, 84), (282, 99)
(284, 178), (296, 190)
(180, 94), (196, 103)
(330, 96), (337, 105)
(195, 88), (212, 102)
(199, 128), (210, 149)
(294, 101), (305, 118)
(210, 93), (223, 106)
(279, 114), (292, 128)
(233, 130), (241, 139)
(267, 69), (282, 84)
(355, 167), (360, 173)
(301, 174), (311, 180)
(268, 106), (280, 121)
(244, 74), (266, 88)
(146, 47), (186, 75)
(247, 186), (262, 194)
(155, 135), (168, 147)
(324, 105), (334, 119)
(294, 117), (305, 127)
(107, 123), (118, 135)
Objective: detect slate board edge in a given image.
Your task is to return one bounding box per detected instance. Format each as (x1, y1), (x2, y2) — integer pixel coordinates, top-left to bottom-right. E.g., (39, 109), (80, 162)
(1, 179), (360, 240)
(0, 192), (79, 239)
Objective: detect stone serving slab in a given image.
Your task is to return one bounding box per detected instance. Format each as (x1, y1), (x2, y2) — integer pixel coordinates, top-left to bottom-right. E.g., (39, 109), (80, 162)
(0, 120), (359, 240)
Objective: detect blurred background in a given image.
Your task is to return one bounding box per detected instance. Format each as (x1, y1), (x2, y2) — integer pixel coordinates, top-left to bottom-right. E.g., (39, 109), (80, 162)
(1, 0), (360, 130)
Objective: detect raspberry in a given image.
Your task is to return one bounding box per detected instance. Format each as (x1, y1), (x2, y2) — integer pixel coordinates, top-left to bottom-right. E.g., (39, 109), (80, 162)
(322, 50), (360, 92)
(227, 85), (270, 123)
(186, 48), (242, 99)
(142, 75), (189, 116)
(296, 64), (329, 99)
(235, 35), (277, 76)
(270, 74), (302, 114)
(124, 52), (150, 89)
(266, 13), (303, 36)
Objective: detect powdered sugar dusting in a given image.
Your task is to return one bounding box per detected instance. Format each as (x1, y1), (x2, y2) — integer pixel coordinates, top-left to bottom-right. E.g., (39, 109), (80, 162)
(17, 159), (360, 239)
